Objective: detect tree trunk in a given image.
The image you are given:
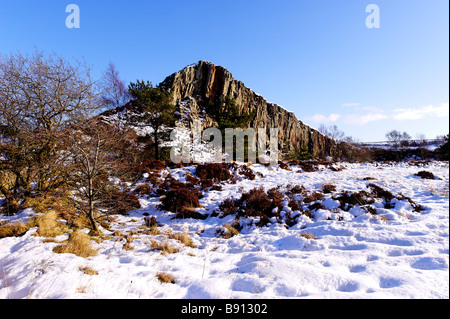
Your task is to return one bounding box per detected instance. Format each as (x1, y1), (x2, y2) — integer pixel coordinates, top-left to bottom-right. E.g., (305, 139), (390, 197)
(87, 178), (98, 232)
(154, 130), (159, 160)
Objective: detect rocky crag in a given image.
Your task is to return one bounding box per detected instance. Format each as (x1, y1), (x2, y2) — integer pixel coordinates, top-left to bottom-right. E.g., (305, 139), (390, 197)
(159, 61), (339, 159)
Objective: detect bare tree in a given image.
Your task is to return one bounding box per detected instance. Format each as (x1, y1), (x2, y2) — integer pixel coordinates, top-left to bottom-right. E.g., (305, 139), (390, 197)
(327, 125), (345, 141)
(0, 50), (103, 197)
(101, 62), (131, 127)
(386, 130), (402, 149)
(319, 124), (345, 141)
(415, 133), (427, 158)
(386, 130), (411, 161)
(318, 124), (329, 136)
(64, 118), (131, 231)
(400, 131), (412, 147)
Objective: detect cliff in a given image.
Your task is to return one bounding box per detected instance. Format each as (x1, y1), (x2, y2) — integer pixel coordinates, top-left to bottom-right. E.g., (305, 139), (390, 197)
(159, 61), (338, 159)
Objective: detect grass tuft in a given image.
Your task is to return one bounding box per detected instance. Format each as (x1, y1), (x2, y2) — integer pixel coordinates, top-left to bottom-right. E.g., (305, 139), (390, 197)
(156, 272), (175, 284)
(53, 230), (98, 257)
(0, 222), (30, 238)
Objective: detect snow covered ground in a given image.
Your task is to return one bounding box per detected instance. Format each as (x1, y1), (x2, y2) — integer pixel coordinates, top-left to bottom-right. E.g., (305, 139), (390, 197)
(0, 161), (448, 299)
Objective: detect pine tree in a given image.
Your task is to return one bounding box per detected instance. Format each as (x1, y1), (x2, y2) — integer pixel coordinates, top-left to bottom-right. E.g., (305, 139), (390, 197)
(206, 95), (255, 131)
(128, 80), (176, 160)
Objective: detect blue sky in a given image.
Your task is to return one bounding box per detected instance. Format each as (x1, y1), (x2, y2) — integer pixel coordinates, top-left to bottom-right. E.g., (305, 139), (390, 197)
(0, 0), (448, 142)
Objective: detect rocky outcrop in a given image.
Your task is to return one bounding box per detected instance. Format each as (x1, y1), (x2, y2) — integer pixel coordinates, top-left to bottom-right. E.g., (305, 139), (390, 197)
(159, 61), (339, 159)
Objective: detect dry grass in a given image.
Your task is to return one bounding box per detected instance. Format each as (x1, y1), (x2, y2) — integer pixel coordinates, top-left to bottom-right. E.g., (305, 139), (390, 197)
(79, 266), (98, 276)
(33, 211), (69, 238)
(218, 224), (240, 239)
(428, 186), (449, 197)
(150, 237), (179, 255)
(122, 234), (134, 251)
(300, 232), (317, 240)
(142, 225), (162, 236)
(22, 192), (75, 215)
(169, 231), (197, 248)
(53, 230), (98, 258)
(156, 272), (175, 284)
(377, 214), (393, 222)
(113, 230), (124, 238)
(398, 212), (413, 221)
(0, 222), (30, 239)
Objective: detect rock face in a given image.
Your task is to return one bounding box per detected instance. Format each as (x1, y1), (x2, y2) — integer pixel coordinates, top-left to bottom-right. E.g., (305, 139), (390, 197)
(159, 61), (338, 159)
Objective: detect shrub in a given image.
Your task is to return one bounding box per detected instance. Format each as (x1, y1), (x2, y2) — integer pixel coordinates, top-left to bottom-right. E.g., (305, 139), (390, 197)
(288, 199), (301, 211)
(240, 187), (273, 217)
(173, 209), (207, 220)
(397, 194), (425, 213)
(267, 187), (284, 210)
(287, 185), (307, 195)
(334, 191), (374, 210)
(278, 161), (290, 170)
(322, 183), (337, 194)
(160, 184), (200, 213)
(303, 191), (324, 203)
(436, 134), (449, 161)
(238, 165), (256, 180)
(367, 184), (395, 203)
(297, 161), (319, 172)
(133, 184), (152, 196)
(134, 160), (166, 178)
(141, 159), (166, 171)
(195, 163), (231, 183)
(218, 198), (239, 217)
(185, 174), (200, 188)
(415, 171), (435, 180)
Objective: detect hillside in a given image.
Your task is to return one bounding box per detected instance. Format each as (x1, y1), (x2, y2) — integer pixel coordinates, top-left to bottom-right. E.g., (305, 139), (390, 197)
(1, 161), (448, 299)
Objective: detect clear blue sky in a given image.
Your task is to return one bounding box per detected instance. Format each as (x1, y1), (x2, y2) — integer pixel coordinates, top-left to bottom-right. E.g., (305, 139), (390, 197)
(0, 0), (448, 142)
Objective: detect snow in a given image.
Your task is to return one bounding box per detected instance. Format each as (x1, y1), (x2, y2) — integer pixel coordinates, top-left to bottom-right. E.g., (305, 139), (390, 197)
(0, 161), (448, 299)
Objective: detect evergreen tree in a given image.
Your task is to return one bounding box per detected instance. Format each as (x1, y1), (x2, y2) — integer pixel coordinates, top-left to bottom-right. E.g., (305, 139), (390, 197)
(206, 95), (255, 131)
(128, 80), (176, 160)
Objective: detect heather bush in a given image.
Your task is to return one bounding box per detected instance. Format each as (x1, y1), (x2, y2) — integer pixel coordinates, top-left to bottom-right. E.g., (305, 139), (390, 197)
(195, 163), (231, 183)
(218, 198), (239, 217)
(367, 183), (395, 203)
(239, 187), (274, 218)
(415, 171), (435, 180)
(160, 183), (200, 213)
(322, 183), (337, 194)
(333, 190), (374, 210)
(133, 184), (152, 196)
(134, 159), (166, 177)
(303, 191), (324, 203)
(238, 165), (256, 180)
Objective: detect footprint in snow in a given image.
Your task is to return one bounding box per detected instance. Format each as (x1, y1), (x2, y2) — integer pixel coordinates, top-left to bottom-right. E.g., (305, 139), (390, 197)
(410, 257), (448, 270)
(349, 265), (366, 273)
